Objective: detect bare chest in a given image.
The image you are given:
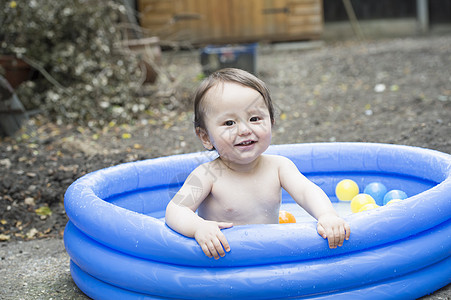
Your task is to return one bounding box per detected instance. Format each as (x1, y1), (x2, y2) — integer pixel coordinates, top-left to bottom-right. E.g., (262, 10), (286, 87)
(198, 169), (282, 224)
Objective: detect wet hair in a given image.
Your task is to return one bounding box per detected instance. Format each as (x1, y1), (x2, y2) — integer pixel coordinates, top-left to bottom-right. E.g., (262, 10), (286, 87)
(193, 68), (275, 131)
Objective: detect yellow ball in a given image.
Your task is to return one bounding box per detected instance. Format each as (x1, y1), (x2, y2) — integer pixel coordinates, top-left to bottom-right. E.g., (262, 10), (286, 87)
(351, 193), (376, 213)
(386, 199), (403, 205)
(358, 203), (379, 212)
(335, 179), (359, 201)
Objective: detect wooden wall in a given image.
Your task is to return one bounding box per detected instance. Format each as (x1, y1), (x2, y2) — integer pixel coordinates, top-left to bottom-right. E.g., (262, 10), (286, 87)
(138, 0), (323, 44)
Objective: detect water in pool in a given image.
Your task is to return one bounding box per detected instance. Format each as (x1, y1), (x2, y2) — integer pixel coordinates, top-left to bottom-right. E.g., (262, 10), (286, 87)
(281, 201), (352, 223)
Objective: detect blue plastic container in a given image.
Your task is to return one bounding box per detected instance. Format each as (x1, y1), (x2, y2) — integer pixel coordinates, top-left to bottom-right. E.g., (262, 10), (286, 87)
(200, 43), (257, 75)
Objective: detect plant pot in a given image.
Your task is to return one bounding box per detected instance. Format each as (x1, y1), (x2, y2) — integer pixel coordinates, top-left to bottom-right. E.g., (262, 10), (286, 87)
(0, 55), (32, 89)
(121, 37), (161, 84)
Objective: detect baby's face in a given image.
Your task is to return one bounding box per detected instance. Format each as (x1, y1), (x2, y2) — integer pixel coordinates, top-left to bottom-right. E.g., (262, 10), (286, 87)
(200, 82), (272, 165)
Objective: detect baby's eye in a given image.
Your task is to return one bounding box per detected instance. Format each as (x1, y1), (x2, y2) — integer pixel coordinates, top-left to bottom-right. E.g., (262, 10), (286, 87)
(224, 120), (235, 126)
(250, 116), (261, 122)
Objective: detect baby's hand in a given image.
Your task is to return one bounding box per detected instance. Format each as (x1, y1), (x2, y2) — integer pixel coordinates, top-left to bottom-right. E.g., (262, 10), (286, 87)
(317, 213), (351, 249)
(194, 220), (233, 259)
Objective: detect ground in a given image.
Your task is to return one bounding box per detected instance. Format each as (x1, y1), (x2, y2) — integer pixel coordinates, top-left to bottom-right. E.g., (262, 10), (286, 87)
(0, 35), (450, 298)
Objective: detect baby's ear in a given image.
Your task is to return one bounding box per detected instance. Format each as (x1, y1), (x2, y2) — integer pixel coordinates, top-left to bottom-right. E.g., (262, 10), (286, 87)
(196, 127), (213, 150)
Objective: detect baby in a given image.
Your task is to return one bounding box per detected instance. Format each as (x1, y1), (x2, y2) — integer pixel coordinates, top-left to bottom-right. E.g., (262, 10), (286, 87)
(165, 68), (350, 259)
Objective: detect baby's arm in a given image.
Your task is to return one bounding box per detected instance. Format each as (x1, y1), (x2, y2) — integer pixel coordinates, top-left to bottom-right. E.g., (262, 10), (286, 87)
(278, 157), (351, 248)
(165, 165), (232, 259)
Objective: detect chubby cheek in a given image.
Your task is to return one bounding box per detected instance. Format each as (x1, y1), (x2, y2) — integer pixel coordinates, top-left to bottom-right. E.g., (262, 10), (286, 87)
(255, 124), (272, 142)
(261, 133), (272, 149)
(212, 128), (236, 145)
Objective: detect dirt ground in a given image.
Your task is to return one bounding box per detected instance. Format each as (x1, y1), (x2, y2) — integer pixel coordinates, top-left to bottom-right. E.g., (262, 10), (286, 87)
(1, 34), (450, 298)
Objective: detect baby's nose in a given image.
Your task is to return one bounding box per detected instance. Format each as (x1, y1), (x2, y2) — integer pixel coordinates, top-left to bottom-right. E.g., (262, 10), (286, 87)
(238, 122), (251, 135)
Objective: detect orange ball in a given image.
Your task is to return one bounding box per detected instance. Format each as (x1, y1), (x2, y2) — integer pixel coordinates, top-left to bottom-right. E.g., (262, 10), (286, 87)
(279, 210), (296, 224)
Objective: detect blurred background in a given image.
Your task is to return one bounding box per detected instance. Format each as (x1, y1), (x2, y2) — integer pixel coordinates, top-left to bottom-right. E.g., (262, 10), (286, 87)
(1, 0), (451, 133)
(1, 1), (451, 298)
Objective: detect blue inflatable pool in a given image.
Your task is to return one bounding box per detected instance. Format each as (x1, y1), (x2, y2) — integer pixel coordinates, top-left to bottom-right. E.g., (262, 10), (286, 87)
(64, 143), (451, 299)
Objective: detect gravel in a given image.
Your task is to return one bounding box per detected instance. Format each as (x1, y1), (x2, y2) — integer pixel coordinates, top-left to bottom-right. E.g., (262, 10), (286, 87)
(1, 34), (450, 299)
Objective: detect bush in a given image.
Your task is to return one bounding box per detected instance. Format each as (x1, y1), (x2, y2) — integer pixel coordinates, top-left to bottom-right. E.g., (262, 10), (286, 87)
(1, 0), (151, 126)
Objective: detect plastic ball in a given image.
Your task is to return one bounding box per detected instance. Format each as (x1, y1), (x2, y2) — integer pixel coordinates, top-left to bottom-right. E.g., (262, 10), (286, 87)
(351, 193), (376, 213)
(363, 182), (387, 205)
(386, 199), (403, 205)
(383, 190), (408, 205)
(279, 210), (296, 224)
(358, 203), (379, 212)
(335, 179), (359, 201)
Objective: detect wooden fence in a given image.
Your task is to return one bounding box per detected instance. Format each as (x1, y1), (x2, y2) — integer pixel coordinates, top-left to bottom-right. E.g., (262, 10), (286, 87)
(138, 0), (323, 44)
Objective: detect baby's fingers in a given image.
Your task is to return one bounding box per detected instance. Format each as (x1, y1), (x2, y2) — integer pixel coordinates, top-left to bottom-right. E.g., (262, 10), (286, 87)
(200, 243), (214, 258)
(327, 227), (339, 248)
(344, 222), (351, 240)
(206, 241), (221, 259)
(332, 223), (351, 248)
(217, 222), (233, 230)
(213, 239), (227, 259)
(336, 225), (345, 247)
(217, 231), (231, 254)
(316, 223), (327, 239)
(318, 223), (340, 248)
(200, 238), (229, 259)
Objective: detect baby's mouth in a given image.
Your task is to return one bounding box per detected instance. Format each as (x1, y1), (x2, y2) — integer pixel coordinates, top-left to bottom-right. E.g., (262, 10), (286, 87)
(235, 140), (256, 147)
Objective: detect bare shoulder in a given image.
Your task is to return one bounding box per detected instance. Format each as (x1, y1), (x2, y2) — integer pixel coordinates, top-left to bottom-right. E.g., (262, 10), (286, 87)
(262, 154), (296, 169)
(191, 158), (223, 181)
(180, 160), (218, 194)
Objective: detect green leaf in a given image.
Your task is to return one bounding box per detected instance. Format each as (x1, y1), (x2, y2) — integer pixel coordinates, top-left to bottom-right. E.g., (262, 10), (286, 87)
(35, 206), (52, 216)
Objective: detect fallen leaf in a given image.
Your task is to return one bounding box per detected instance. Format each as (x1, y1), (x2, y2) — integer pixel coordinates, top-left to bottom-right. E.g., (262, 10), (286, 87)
(122, 133), (131, 139)
(0, 234), (11, 241)
(390, 84), (399, 92)
(35, 206), (52, 216)
(26, 228), (39, 239)
(339, 83), (348, 92)
(0, 158), (11, 169)
(58, 165), (79, 172)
